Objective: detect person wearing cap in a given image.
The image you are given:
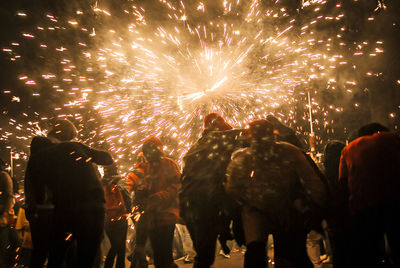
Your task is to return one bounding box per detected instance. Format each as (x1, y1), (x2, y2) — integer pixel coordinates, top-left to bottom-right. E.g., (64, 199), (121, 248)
(25, 119), (113, 268)
(131, 136), (181, 268)
(225, 119), (326, 268)
(180, 113), (247, 268)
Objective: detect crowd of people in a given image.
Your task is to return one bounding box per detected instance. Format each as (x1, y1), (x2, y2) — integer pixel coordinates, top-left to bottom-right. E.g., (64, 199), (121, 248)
(0, 114), (399, 268)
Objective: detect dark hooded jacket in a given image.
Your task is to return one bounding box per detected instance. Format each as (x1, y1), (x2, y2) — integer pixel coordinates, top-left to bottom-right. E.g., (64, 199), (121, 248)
(226, 140), (326, 229)
(180, 129), (247, 207)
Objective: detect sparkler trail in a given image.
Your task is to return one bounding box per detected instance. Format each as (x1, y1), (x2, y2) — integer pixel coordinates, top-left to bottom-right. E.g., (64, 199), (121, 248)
(1, 0), (394, 174)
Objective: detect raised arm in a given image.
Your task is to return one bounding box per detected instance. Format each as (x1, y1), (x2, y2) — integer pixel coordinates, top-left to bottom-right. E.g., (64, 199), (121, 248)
(76, 142), (113, 165)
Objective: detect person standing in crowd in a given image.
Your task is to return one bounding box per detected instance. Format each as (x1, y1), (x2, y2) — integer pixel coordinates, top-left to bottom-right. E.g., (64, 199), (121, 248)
(25, 119), (77, 268)
(180, 113), (246, 268)
(132, 136), (181, 268)
(25, 119), (114, 268)
(0, 158), (13, 226)
(339, 123), (400, 267)
(321, 140), (347, 267)
(102, 163), (131, 268)
(225, 119), (326, 268)
(0, 158), (16, 268)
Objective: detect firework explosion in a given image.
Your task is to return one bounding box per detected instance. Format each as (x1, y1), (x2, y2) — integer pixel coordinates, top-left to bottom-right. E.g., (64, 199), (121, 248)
(1, 0), (398, 175)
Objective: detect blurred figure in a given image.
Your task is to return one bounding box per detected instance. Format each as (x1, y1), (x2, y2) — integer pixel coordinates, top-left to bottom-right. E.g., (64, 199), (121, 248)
(321, 140), (347, 267)
(127, 152), (151, 268)
(0, 157), (17, 268)
(180, 113), (246, 268)
(225, 119), (326, 268)
(339, 123), (400, 267)
(102, 163), (131, 268)
(266, 115), (305, 149)
(132, 136), (181, 268)
(25, 119), (114, 268)
(0, 158), (13, 226)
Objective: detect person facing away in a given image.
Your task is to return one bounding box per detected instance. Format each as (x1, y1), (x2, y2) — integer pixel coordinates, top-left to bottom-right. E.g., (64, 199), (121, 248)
(321, 140), (348, 268)
(225, 119), (326, 268)
(24, 119), (77, 268)
(102, 163), (131, 268)
(339, 122), (400, 267)
(25, 119), (114, 268)
(132, 136), (181, 268)
(180, 113), (247, 268)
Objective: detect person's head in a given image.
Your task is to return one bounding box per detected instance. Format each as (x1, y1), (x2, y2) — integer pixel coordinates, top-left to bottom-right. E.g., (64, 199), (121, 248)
(247, 119), (276, 143)
(357, 122), (389, 138)
(47, 119), (78, 142)
(323, 140), (345, 169)
(104, 163), (118, 177)
(142, 136), (164, 163)
(203, 113), (232, 131)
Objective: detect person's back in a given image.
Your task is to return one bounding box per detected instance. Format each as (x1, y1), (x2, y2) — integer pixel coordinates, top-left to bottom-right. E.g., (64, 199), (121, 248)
(43, 141), (112, 212)
(339, 123), (400, 267)
(227, 141), (325, 227)
(340, 131), (400, 214)
(41, 141), (112, 268)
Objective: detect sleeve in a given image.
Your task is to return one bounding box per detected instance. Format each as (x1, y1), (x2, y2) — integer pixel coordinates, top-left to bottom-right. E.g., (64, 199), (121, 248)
(126, 172), (140, 192)
(78, 143), (113, 165)
(293, 148), (326, 208)
(0, 171), (14, 214)
(147, 159), (181, 208)
(338, 151), (348, 183)
(118, 180), (132, 212)
(225, 151), (250, 204)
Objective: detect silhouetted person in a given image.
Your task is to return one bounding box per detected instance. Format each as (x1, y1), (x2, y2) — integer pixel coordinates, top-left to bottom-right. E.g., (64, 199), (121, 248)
(0, 158), (15, 268)
(339, 123), (400, 267)
(25, 119), (113, 268)
(132, 137), (181, 268)
(226, 119), (326, 268)
(25, 119), (77, 268)
(180, 113), (247, 268)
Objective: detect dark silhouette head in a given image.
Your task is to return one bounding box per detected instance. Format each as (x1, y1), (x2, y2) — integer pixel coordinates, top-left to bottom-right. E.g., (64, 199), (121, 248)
(357, 122), (389, 138)
(142, 136), (164, 163)
(323, 140), (345, 169)
(48, 119), (78, 141)
(248, 119), (275, 141)
(203, 113), (232, 131)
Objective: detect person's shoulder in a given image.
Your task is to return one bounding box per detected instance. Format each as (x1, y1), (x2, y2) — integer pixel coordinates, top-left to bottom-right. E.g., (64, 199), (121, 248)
(163, 156), (179, 166)
(276, 141), (302, 152)
(231, 147), (248, 160)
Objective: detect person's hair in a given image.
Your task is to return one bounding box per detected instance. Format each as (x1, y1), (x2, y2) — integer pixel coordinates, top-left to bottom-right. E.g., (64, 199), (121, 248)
(323, 140), (345, 168)
(47, 119), (78, 141)
(203, 113), (232, 131)
(357, 122), (389, 138)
